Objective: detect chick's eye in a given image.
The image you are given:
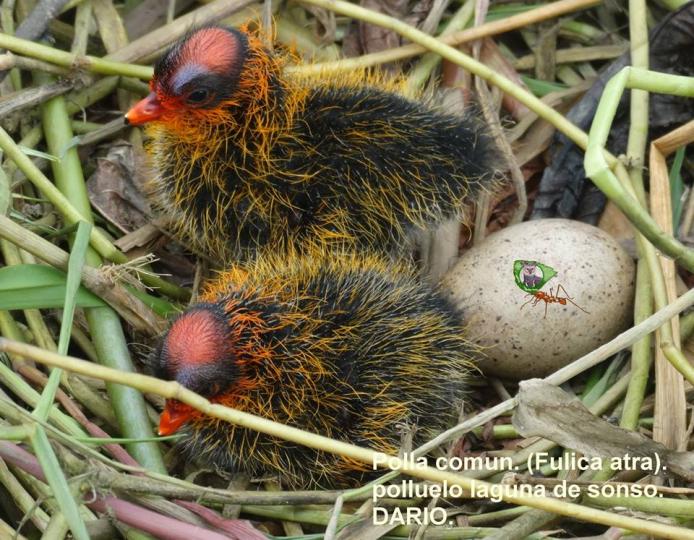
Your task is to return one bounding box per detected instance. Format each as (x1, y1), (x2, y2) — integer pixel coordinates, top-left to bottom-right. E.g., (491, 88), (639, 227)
(186, 88), (212, 106)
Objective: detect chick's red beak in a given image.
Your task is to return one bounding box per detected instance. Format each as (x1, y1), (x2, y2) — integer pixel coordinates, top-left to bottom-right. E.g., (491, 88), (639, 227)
(158, 399), (195, 436)
(125, 92), (163, 125)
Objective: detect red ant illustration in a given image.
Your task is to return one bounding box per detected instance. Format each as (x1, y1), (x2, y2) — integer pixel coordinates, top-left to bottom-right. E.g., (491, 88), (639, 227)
(520, 284), (589, 319)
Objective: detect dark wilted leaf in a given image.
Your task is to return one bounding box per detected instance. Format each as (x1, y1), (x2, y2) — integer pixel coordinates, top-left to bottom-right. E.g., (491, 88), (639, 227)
(532, 2), (694, 223)
(670, 146), (686, 230)
(344, 0), (414, 69)
(359, 0), (408, 56)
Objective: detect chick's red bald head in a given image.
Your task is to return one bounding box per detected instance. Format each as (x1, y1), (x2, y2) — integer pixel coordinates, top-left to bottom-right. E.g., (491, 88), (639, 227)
(125, 26), (248, 125)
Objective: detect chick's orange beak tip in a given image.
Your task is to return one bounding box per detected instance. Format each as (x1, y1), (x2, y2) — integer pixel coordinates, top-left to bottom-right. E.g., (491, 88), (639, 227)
(125, 92), (163, 125)
(158, 399), (194, 436)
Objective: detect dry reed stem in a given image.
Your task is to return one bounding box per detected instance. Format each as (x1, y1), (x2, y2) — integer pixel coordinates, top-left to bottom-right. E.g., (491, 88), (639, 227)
(649, 119), (694, 450)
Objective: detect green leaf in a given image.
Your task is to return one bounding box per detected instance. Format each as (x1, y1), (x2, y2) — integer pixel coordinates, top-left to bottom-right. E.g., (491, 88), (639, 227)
(582, 354), (626, 408)
(485, 3), (543, 21)
(18, 144), (59, 162)
(582, 364), (605, 397)
(0, 264), (105, 310)
(520, 76), (567, 97)
(126, 284), (180, 316)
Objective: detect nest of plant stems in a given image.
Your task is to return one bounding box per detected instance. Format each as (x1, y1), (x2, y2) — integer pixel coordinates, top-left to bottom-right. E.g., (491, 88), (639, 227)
(0, 0), (693, 539)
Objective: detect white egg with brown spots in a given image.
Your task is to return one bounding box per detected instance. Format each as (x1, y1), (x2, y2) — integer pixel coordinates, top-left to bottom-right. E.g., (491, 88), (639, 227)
(441, 219), (635, 379)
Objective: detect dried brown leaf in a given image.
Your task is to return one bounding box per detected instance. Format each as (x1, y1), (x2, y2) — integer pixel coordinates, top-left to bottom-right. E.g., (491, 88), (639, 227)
(359, 0), (407, 55)
(87, 142), (151, 235)
(124, 0), (196, 40)
(513, 380), (694, 481)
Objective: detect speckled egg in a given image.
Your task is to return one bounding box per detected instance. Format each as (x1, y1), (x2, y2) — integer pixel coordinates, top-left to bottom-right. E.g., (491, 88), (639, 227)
(440, 219), (635, 379)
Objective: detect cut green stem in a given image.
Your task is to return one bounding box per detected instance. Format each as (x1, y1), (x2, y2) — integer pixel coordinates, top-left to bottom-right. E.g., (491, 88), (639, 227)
(37, 72), (166, 473)
(585, 67), (694, 273)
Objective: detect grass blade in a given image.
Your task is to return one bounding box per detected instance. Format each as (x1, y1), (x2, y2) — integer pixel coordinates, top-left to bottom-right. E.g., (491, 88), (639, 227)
(33, 220), (91, 420)
(29, 427), (89, 540)
(57, 221), (91, 356)
(23, 224), (92, 540)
